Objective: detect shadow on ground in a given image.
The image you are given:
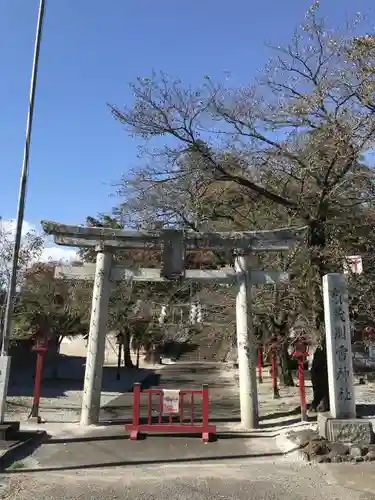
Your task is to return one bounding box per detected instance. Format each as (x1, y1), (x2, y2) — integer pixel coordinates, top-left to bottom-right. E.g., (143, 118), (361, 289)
(45, 432), (270, 445)
(0, 431), (47, 472)
(356, 404), (375, 417)
(161, 340), (200, 360)
(4, 450), (284, 474)
(3, 425), (283, 474)
(8, 355), (159, 399)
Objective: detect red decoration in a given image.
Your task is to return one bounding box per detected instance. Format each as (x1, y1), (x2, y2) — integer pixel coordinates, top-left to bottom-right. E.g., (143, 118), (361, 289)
(31, 330), (50, 353)
(292, 335), (309, 357)
(364, 327), (375, 341)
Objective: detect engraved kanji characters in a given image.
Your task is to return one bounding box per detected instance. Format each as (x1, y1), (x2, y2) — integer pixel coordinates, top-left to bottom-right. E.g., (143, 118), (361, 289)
(334, 325), (347, 340)
(338, 387), (352, 401)
(336, 344), (348, 362)
(330, 287), (343, 305)
(336, 367), (350, 382)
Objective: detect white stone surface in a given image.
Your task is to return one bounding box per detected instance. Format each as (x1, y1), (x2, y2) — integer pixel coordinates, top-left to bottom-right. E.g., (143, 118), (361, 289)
(81, 250), (112, 425)
(235, 255), (258, 429)
(0, 355), (11, 422)
(55, 263), (290, 284)
(158, 305), (167, 325)
(323, 273), (355, 418)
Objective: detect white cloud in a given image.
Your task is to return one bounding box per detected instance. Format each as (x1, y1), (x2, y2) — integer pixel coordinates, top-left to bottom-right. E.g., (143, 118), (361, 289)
(0, 218), (80, 263)
(41, 246), (79, 263)
(0, 218), (36, 237)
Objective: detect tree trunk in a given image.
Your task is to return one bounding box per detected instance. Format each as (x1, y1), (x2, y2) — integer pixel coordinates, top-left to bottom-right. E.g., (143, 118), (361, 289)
(273, 320), (294, 387)
(50, 353), (59, 379)
(278, 342), (294, 387)
(143, 340), (153, 363)
(308, 219), (330, 412)
(50, 335), (60, 379)
(123, 330), (134, 368)
(310, 345), (329, 411)
(116, 343), (122, 380)
(144, 346), (160, 364)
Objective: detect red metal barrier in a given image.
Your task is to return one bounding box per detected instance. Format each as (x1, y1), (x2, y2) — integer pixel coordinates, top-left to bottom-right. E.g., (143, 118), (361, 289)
(125, 383), (216, 442)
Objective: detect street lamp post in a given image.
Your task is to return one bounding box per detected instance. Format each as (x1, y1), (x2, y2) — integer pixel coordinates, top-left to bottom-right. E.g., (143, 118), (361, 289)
(0, 0), (46, 423)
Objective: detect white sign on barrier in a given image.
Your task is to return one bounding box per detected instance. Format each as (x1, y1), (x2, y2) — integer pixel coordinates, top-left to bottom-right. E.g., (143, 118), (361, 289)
(162, 389), (180, 414)
(343, 255), (363, 275)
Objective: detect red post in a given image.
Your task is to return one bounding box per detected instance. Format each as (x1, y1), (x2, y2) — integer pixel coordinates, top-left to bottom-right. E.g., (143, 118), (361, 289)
(201, 384), (211, 443)
(257, 345), (263, 384)
(271, 350), (280, 399)
(30, 351), (45, 421)
(129, 383), (141, 440)
(292, 336), (309, 421)
(298, 358), (307, 421)
(202, 385), (209, 426)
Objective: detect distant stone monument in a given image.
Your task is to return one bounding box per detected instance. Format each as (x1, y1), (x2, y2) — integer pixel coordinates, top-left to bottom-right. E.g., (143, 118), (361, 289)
(323, 273), (355, 419)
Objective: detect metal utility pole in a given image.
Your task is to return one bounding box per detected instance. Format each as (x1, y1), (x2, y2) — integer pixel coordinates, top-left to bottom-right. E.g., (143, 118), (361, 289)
(0, 0), (46, 423)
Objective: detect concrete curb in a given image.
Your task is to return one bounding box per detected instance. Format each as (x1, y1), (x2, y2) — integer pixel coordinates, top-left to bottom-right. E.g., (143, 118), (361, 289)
(0, 431), (48, 471)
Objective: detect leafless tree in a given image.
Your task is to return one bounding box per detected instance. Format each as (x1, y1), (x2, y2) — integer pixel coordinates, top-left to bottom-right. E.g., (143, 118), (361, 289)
(108, 2), (375, 407)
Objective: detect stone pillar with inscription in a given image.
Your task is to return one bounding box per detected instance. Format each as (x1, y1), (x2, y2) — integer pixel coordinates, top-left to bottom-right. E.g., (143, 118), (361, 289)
(323, 273), (355, 419)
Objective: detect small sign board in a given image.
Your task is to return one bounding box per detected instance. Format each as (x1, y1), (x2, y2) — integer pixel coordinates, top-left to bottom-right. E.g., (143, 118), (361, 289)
(162, 389), (180, 414)
(343, 255), (363, 275)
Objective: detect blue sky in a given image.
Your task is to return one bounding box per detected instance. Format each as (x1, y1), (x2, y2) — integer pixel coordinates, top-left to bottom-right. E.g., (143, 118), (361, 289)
(0, 0), (373, 241)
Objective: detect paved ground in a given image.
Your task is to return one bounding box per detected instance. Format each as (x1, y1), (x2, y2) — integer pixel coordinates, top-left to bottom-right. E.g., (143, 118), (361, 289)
(8, 354), (375, 426)
(2, 361), (375, 498)
(6, 357), (162, 423)
(6, 423), (282, 471)
(2, 451), (375, 499)
(103, 361), (310, 428)
(6, 339), (165, 423)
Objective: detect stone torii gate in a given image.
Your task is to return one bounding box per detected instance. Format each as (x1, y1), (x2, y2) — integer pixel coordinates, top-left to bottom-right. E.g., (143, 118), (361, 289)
(41, 221), (307, 429)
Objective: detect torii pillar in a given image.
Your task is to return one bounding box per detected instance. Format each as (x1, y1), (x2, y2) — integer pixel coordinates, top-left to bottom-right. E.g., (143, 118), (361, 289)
(81, 246), (112, 426)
